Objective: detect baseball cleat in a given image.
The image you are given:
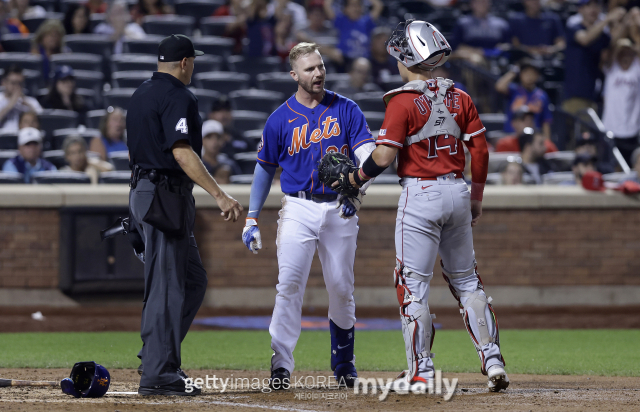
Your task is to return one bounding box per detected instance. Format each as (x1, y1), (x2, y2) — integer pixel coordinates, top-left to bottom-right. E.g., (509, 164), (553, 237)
(138, 377), (202, 396)
(334, 362), (358, 388)
(137, 364), (188, 379)
(385, 370), (430, 394)
(269, 367), (291, 390)
(487, 365), (510, 392)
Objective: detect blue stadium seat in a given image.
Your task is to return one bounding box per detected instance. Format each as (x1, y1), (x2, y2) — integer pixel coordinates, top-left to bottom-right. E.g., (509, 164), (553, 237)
(103, 88), (137, 110)
(256, 72), (298, 97)
(0, 132), (18, 150)
(84, 109), (106, 129)
(229, 89), (285, 114)
(111, 54), (158, 72)
(111, 71), (153, 89)
(142, 15), (196, 37)
(174, 0), (225, 27)
(195, 72), (250, 95)
(107, 151), (130, 171)
(227, 55), (282, 86)
(21, 12), (63, 33)
(123, 35), (165, 55)
(479, 113), (507, 133)
(0, 53), (43, 74)
(99, 171), (131, 184)
(51, 128), (101, 150)
(363, 111), (385, 131)
(0, 34), (34, 53)
(234, 152), (258, 174)
(200, 16), (236, 37)
(51, 53), (103, 72)
(192, 55), (224, 74)
(353, 92), (386, 112)
(39, 110), (79, 137)
(231, 111), (268, 134)
(0, 171), (23, 184)
(0, 150), (18, 166)
(192, 36), (234, 57)
(65, 34), (114, 57)
(33, 170), (91, 184)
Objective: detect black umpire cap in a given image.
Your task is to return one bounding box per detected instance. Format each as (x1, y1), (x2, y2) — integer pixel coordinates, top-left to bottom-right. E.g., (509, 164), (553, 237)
(158, 34), (204, 62)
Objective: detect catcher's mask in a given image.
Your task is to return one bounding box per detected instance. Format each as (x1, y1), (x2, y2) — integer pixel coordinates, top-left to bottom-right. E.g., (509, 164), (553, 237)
(386, 19), (451, 70)
(61, 361), (110, 398)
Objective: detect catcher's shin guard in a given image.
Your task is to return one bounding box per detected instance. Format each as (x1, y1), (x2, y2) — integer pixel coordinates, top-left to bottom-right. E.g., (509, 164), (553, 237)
(441, 261), (505, 374)
(330, 320), (357, 387)
(394, 260), (435, 381)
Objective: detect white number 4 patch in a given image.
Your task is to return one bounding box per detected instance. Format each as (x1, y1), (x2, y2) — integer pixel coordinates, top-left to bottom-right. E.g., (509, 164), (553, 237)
(175, 118), (188, 134)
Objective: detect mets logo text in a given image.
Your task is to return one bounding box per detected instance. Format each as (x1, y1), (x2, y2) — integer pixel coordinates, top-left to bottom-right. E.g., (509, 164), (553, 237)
(288, 116), (341, 155)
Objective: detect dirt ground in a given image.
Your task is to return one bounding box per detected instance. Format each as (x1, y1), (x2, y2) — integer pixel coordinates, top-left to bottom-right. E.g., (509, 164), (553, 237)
(2, 305), (640, 333)
(0, 368), (639, 412)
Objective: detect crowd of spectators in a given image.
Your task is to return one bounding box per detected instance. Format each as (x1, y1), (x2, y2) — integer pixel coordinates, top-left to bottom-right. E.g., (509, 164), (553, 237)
(0, 0), (638, 188)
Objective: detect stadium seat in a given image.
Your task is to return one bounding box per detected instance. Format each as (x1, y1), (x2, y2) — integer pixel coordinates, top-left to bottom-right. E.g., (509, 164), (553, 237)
(51, 128), (101, 150)
(111, 54), (158, 72)
(84, 109), (106, 129)
(353, 92), (386, 112)
(108, 151), (130, 171)
(22, 12), (63, 33)
(195, 72), (250, 95)
(103, 88), (137, 110)
(488, 152), (520, 173)
(89, 13), (105, 32)
(380, 75), (405, 91)
(544, 151), (575, 172)
(479, 113), (507, 133)
(42, 150), (67, 169)
(99, 170), (131, 184)
(363, 112), (385, 131)
(242, 130), (263, 148)
(200, 16), (237, 37)
(0, 171), (23, 184)
(234, 152), (258, 174)
(229, 174), (254, 184)
(232, 111), (268, 134)
(485, 172), (502, 185)
(0, 53), (43, 74)
(111, 71), (153, 89)
(30, 0), (55, 11)
(226, 56), (282, 84)
(190, 89), (220, 114)
(229, 89), (285, 114)
(32, 170), (91, 184)
(192, 55), (224, 74)
(142, 15), (196, 37)
(51, 53), (103, 72)
(603, 172), (636, 183)
(39, 110), (79, 137)
(486, 130), (507, 144)
(0, 150), (17, 167)
(59, 0), (89, 13)
(65, 34), (113, 57)
(72, 70), (104, 103)
(174, 0), (225, 26)
(0, 132), (18, 150)
(542, 172), (575, 185)
(393, 0), (434, 19)
(0, 34), (34, 53)
(123, 35), (166, 55)
(192, 36), (234, 57)
(257, 72), (298, 96)
(325, 73), (350, 90)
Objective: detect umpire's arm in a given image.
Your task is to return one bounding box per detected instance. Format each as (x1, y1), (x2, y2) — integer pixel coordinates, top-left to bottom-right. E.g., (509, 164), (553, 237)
(172, 140), (243, 221)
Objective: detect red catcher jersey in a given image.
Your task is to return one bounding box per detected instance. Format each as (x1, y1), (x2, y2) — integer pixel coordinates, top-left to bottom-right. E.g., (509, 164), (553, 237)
(377, 87), (486, 178)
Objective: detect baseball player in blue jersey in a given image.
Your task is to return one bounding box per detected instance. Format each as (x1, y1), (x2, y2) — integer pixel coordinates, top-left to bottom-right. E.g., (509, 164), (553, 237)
(241, 42), (377, 390)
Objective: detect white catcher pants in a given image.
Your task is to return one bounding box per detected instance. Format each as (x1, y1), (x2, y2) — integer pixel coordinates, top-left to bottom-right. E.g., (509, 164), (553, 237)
(269, 195), (358, 373)
(396, 174), (504, 377)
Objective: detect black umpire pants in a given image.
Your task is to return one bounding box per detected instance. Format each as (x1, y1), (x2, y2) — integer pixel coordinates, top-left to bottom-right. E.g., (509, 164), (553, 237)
(129, 177), (208, 387)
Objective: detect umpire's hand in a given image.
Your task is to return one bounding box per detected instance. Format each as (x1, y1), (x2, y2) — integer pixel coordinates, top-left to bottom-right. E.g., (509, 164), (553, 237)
(172, 141), (244, 222)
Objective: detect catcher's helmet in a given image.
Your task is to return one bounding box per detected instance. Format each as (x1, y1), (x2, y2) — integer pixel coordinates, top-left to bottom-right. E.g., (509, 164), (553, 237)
(386, 19), (451, 70)
(61, 361), (110, 398)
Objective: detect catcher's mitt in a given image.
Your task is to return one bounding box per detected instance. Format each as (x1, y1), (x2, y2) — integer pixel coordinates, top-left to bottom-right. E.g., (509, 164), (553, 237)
(317, 152), (359, 197)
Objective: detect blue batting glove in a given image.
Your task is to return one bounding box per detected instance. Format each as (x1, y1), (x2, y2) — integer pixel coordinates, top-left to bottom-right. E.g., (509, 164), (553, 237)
(242, 218), (262, 254)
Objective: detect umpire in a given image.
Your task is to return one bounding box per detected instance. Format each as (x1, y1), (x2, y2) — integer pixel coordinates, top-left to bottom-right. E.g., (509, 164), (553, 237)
(127, 34), (243, 396)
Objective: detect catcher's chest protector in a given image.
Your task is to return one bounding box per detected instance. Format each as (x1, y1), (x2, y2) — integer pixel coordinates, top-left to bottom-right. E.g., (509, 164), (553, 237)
(383, 78), (463, 146)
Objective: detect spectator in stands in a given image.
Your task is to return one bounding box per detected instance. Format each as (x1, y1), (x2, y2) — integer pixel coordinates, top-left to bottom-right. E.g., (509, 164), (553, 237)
(242, 0), (277, 57)
(495, 59), (553, 140)
(86, 0), (107, 15)
(18, 111), (38, 130)
(562, 1), (626, 114)
(40, 66), (87, 113)
(450, 0), (511, 66)
(31, 19), (67, 81)
(297, 1), (342, 68)
(431, 62), (466, 93)
(90, 107), (127, 160)
(2, 127), (55, 182)
(572, 153), (597, 184)
(629, 146), (640, 182)
(500, 160), (524, 185)
(519, 127), (554, 184)
(201, 120), (240, 184)
(9, 0), (45, 21)
(369, 26), (399, 88)
(130, 0), (174, 26)
(95, 0), (146, 55)
(509, 0), (565, 56)
(0, 65), (42, 133)
(269, 0), (308, 34)
(60, 135), (113, 184)
(207, 97), (250, 156)
(602, 38), (640, 167)
(323, 0), (383, 65)
(575, 131), (615, 174)
(63, 4), (92, 35)
(274, 10), (295, 59)
(0, 1), (28, 36)
(333, 57), (381, 98)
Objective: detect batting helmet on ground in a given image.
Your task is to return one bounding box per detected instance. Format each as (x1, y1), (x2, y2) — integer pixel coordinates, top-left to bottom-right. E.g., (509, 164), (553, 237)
(61, 361), (110, 398)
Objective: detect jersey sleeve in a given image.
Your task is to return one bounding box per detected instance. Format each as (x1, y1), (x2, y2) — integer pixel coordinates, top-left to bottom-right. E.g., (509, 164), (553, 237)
(377, 97), (409, 148)
(160, 92), (198, 152)
(347, 100), (375, 151)
(461, 94), (486, 140)
(256, 115), (280, 166)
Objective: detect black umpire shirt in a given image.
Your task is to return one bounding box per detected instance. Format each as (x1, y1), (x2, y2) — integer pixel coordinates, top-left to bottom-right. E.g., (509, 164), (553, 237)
(127, 72), (202, 175)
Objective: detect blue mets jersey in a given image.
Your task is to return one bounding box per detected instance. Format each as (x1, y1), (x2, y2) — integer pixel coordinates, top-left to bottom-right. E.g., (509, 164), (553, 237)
(257, 90), (374, 194)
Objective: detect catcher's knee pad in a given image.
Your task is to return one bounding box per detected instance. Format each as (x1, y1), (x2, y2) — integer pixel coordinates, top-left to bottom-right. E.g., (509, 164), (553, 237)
(394, 260), (435, 381)
(441, 261), (504, 374)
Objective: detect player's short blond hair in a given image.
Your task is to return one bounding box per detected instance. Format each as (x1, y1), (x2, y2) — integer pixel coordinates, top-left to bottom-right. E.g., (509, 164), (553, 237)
(289, 42), (320, 70)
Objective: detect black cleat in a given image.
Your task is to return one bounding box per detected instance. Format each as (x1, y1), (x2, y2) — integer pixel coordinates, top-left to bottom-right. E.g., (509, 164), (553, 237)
(138, 364), (188, 379)
(138, 378), (201, 396)
(269, 367), (291, 390)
